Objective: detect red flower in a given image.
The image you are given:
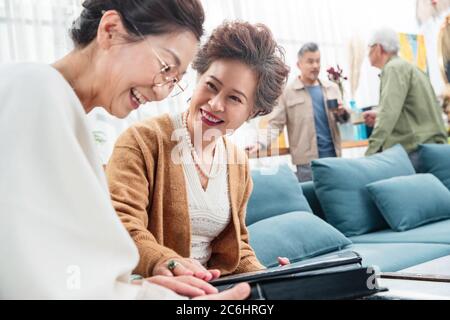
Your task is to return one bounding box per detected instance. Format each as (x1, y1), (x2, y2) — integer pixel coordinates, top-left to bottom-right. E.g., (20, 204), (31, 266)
(326, 65), (348, 82)
(326, 65), (347, 97)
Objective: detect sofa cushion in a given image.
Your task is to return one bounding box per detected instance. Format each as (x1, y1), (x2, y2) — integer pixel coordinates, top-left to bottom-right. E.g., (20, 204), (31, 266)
(349, 243), (450, 272)
(311, 145), (416, 237)
(247, 164), (312, 226)
(248, 211), (352, 268)
(349, 219), (450, 245)
(367, 174), (450, 232)
(299, 181), (326, 220)
(418, 144), (450, 191)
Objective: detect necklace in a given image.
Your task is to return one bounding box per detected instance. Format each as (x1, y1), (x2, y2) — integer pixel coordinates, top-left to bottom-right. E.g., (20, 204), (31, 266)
(182, 111), (223, 179)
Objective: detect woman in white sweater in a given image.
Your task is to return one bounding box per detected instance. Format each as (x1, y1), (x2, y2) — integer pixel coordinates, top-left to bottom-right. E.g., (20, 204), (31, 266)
(0, 0), (249, 300)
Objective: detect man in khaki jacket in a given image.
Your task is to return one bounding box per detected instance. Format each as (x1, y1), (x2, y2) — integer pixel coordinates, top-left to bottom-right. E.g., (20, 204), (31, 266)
(249, 43), (349, 181)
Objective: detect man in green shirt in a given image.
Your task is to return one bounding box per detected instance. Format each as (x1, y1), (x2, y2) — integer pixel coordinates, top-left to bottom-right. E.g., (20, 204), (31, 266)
(363, 28), (448, 169)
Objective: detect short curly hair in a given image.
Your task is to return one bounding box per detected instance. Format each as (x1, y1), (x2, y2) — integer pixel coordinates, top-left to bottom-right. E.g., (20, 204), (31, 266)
(192, 21), (290, 118)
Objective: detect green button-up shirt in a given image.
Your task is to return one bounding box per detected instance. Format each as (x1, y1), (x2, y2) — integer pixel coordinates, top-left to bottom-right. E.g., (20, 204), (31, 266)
(366, 56), (448, 156)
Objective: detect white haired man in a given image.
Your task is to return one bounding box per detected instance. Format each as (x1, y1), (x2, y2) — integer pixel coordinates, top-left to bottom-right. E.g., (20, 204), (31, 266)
(363, 28), (447, 169)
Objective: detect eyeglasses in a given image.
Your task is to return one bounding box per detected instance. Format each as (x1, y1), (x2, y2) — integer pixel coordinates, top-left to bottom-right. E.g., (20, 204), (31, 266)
(119, 12), (189, 98)
(151, 48), (188, 97)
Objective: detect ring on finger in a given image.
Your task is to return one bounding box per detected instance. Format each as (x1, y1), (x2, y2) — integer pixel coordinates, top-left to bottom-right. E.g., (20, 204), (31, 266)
(167, 260), (180, 272)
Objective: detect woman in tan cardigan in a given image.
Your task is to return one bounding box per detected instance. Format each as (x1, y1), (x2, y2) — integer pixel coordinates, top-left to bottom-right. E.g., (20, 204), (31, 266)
(106, 21), (290, 280)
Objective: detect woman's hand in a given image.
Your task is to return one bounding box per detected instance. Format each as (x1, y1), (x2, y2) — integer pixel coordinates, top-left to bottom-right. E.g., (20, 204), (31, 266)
(144, 275), (219, 298)
(278, 257), (290, 266)
(139, 276), (249, 300)
(137, 276), (250, 299)
(194, 283), (251, 300)
(153, 257), (221, 281)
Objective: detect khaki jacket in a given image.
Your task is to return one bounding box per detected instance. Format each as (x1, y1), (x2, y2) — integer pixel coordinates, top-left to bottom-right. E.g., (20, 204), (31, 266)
(267, 77), (345, 165)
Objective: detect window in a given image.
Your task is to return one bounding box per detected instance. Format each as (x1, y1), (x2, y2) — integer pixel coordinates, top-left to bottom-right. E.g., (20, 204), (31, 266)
(0, 0), (81, 63)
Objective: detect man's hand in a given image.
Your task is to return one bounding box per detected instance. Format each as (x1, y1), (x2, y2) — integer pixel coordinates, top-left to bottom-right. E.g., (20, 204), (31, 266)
(332, 105), (348, 116)
(363, 110), (377, 127)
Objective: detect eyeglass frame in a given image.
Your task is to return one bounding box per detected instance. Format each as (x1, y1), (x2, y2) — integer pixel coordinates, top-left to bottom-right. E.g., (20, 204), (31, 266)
(150, 48), (188, 96)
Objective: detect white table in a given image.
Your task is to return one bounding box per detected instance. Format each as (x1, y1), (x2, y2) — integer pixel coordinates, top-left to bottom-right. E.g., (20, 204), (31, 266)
(371, 256), (450, 300)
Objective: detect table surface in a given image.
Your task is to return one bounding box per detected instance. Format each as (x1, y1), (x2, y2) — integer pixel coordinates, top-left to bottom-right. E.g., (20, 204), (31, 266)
(370, 256), (450, 300)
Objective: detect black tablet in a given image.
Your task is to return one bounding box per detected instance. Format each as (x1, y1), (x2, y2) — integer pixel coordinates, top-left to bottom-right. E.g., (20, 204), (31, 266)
(210, 250), (362, 286)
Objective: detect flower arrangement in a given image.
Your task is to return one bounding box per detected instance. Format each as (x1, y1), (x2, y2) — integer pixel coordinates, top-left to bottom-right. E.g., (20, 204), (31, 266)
(326, 65), (348, 98)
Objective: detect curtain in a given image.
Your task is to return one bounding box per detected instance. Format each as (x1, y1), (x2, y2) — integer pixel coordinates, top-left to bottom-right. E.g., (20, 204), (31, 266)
(0, 0), (81, 63)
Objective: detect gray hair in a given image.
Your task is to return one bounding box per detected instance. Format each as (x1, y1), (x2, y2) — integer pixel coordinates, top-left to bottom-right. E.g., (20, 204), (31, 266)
(368, 28), (400, 54)
(298, 42), (319, 58)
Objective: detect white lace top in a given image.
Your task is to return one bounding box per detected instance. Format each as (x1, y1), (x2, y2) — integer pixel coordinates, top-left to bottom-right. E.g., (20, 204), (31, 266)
(171, 113), (231, 266)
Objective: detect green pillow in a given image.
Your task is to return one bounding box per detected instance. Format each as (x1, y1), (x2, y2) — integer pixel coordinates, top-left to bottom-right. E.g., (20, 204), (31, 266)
(367, 174), (450, 232)
(248, 211), (352, 268)
(312, 145), (416, 236)
(418, 144), (450, 191)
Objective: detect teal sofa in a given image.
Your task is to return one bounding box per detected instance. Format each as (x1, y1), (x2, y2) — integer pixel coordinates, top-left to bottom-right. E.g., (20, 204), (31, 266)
(247, 144), (450, 272)
(300, 181), (450, 272)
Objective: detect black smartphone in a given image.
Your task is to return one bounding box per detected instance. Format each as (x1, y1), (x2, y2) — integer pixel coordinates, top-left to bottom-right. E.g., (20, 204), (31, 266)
(327, 99), (339, 110)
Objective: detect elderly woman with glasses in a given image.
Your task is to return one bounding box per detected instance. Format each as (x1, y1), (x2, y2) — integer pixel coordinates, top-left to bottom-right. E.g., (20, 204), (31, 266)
(0, 0), (251, 300)
(106, 21), (291, 281)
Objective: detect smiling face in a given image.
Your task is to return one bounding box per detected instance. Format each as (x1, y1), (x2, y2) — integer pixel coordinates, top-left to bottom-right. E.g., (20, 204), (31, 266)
(84, 10), (199, 118)
(187, 59), (257, 138)
(95, 31), (198, 118)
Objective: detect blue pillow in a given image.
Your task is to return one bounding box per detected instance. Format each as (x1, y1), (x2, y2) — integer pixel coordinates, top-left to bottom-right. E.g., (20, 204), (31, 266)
(247, 164), (313, 226)
(311, 145), (416, 236)
(300, 181), (326, 220)
(248, 211), (352, 267)
(366, 174), (450, 232)
(418, 144), (450, 191)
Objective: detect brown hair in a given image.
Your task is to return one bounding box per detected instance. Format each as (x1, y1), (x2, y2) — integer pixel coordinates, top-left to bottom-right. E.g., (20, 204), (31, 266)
(192, 21), (290, 118)
(70, 0), (205, 48)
